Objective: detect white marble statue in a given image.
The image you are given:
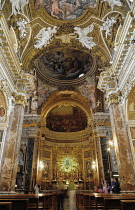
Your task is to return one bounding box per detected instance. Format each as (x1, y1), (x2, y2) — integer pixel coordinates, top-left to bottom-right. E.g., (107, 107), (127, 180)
(79, 36), (96, 50)
(34, 26), (57, 49)
(102, 0), (123, 10)
(74, 23), (94, 39)
(17, 18), (28, 39)
(74, 23), (96, 50)
(10, 0), (29, 15)
(100, 17), (116, 38)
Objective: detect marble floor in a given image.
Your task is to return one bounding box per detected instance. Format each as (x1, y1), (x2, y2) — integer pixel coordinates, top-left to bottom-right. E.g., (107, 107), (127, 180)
(63, 197), (77, 210)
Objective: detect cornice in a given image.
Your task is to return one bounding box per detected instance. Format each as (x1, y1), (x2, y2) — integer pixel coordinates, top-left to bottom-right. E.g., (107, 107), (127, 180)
(97, 10), (135, 100)
(40, 127), (93, 143)
(0, 13), (36, 93)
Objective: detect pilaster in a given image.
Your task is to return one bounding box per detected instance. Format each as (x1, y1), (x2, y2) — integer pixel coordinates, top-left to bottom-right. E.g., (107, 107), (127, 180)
(0, 93), (26, 191)
(108, 96), (135, 191)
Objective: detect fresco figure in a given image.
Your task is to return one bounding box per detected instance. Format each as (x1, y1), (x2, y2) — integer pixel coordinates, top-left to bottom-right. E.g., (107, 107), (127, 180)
(34, 0), (97, 20)
(51, 0), (65, 19)
(36, 49), (93, 80)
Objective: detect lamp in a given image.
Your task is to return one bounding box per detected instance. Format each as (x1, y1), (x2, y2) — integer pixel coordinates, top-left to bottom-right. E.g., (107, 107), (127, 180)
(107, 140), (115, 152)
(91, 161), (96, 170)
(39, 161), (44, 169)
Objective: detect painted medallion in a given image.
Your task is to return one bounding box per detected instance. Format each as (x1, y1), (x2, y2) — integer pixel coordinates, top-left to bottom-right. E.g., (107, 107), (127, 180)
(35, 49), (93, 81)
(34, 0), (97, 20)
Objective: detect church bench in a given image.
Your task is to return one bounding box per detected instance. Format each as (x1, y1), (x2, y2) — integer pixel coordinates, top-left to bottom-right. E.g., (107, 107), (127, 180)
(120, 200), (135, 210)
(76, 193), (84, 209)
(0, 194), (39, 209)
(0, 193), (57, 210)
(0, 198), (28, 210)
(95, 194), (135, 210)
(38, 193), (57, 210)
(76, 192), (96, 210)
(104, 196), (135, 210)
(0, 202), (12, 210)
(95, 194), (122, 210)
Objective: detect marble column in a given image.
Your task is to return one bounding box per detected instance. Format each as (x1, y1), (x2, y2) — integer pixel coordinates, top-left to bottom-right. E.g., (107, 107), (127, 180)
(95, 136), (105, 184)
(109, 102), (135, 191)
(0, 95), (25, 191)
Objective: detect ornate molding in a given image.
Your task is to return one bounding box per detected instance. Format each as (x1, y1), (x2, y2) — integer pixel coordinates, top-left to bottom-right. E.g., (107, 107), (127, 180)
(41, 127), (93, 143)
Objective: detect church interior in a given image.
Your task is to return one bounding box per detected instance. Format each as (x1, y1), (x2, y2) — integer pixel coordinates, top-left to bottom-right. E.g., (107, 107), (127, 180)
(0, 0), (135, 206)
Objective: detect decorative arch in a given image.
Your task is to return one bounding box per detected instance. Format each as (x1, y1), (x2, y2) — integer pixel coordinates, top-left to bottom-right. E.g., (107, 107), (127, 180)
(41, 89), (92, 126)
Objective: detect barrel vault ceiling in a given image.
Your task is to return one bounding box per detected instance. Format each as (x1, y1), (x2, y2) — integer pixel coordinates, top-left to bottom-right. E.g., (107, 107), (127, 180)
(1, 0), (131, 143)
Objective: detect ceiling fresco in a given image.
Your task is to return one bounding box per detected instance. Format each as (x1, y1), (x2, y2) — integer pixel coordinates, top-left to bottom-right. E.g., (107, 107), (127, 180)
(34, 49), (93, 81)
(34, 0), (97, 20)
(46, 105), (87, 132)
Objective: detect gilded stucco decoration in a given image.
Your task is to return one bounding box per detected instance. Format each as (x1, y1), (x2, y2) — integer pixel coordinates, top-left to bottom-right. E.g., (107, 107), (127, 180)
(52, 145), (83, 179)
(41, 90), (92, 123)
(38, 90), (97, 144)
(2, 0), (129, 76)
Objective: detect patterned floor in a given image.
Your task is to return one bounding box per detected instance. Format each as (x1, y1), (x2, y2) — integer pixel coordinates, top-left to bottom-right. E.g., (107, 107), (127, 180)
(63, 197), (77, 210)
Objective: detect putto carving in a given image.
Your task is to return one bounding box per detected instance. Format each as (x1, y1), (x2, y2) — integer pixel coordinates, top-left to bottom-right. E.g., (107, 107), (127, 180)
(74, 24), (96, 50)
(102, 0), (123, 10)
(34, 27), (58, 49)
(100, 17), (116, 39)
(10, 0), (29, 16)
(17, 18), (28, 39)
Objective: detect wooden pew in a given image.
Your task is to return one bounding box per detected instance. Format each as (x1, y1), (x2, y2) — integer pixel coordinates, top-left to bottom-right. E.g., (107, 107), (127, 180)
(76, 192), (96, 210)
(121, 200), (135, 210)
(39, 193), (56, 210)
(95, 194), (123, 210)
(76, 193), (84, 210)
(0, 198), (28, 210)
(0, 194), (39, 209)
(0, 193), (56, 210)
(0, 202), (12, 210)
(104, 195), (135, 210)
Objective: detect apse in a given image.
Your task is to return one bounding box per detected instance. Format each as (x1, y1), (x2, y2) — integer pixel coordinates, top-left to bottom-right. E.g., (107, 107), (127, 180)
(46, 105), (87, 132)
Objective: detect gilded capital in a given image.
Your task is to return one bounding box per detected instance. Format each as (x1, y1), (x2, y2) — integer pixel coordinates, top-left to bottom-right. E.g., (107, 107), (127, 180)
(12, 92), (27, 107)
(106, 91), (121, 106)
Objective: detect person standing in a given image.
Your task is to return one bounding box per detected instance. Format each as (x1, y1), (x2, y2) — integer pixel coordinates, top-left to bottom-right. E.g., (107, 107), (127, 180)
(34, 184), (39, 194)
(102, 180), (109, 193)
(57, 177), (65, 210)
(109, 178), (116, 193)
(68, 177), (76, 210)
(113, 178), (120, 194)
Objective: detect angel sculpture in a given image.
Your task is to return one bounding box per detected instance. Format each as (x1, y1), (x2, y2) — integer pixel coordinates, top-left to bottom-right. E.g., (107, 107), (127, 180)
(74, 23), (96, 50)
(34, 26), (57, 49)
(74, 23), (94, 39)
(101, 0), (123, 10)
(10, 0), (29, 15)
(100, 17), (116, 39)
(17, 18), (28, 39)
